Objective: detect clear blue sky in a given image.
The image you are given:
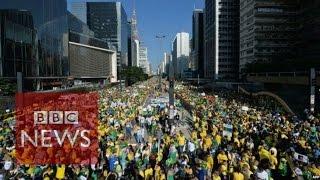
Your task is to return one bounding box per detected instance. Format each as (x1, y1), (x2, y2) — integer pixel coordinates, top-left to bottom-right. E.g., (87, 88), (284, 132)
(68, 0), (205, 72)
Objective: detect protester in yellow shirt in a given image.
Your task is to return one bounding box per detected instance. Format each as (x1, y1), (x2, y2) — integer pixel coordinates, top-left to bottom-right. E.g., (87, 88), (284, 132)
(258, 146), (270, 160)
(177, 133), (186, 153)
(232, 167), (244, 180)
(55, 164), (65, 180)
(200, 129), (207, 140)
(212, 170), (221, 180)
(206, 154), (214, 172)
(144, 165), (153, 180)
(191, 131), (198, 140)
(204, 135), (213, 151)
(177, 133), (186, 146)
(217, 151), (228, 164)
(269, 147), (278, 170)
(215, 134), (222, 145)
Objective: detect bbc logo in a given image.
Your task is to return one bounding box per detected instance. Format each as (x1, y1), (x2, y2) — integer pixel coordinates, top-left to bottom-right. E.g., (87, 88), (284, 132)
(34, 111), (79, 125)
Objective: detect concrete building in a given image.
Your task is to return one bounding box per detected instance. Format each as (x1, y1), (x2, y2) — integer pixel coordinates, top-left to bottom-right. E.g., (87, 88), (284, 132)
(163, 52), (171, 75)
(68, 42), (117, 83)
(191, 9), (205, 78)
(127, 20), (132, 67)
(146, 61), (151, 75)
(68, 9), (118, 83)
(204, 0), (240, 81)
(239, 0), (297, 73)
(296, 0), (320, 63)
(132, 39), (140, 67)
(204, 0), (214, 79)
(172, 32), (190, 79)
(138, 46), (149, 74)
(68, 11), (118, 83)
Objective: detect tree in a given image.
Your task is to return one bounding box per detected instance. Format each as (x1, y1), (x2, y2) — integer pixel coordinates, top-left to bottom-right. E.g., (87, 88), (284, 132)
(120, 66), (148, 86)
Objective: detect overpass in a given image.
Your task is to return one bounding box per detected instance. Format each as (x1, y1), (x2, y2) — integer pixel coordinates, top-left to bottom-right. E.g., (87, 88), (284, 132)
(246, 71), (320, 86)
(184, 78), (212, 83)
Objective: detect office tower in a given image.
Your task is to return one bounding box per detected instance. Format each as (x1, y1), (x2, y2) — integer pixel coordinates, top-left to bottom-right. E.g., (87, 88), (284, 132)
(148, 63), (152, 75)
(0, 10), (37, 80)
(132, 40), (140, 67)
(296, 0), (320, 64)
(204, 0), (214, 79)
(239, 0), (296, 73)
(139, 46), (149, 74)
(163, 52), (171, 75)
(0, 0), (69, 90)
(172, 32), (190, 79)
(131, 6), (139, 41)
(87, 2), (129, 69)
(204, 0), (239, 80)
(191, 9), (205, 78)
(130, 3), (140, 68)
(146, 61), (151, 75)
(127, 21), (133, 67)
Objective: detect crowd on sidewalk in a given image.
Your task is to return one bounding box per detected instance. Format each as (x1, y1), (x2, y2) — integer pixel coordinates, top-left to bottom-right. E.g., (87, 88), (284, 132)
(0, 79), (319, 180)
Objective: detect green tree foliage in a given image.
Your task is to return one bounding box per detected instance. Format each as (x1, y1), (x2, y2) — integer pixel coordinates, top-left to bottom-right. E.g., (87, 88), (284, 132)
(0, 79), (16, 96)
(120, 66), (148, 86)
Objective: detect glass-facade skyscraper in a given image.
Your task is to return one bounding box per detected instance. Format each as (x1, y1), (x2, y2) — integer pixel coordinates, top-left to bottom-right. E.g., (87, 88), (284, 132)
(191, 9), (204, 78)
(205, 0), (239, 80)
(87, 2), (129, 71)
(0, 0), (69, 80)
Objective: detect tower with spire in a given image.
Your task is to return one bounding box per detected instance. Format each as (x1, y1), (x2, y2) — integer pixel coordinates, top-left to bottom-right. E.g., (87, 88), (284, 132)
(131, 0), (139, 40)
(131, 0), (140, 67)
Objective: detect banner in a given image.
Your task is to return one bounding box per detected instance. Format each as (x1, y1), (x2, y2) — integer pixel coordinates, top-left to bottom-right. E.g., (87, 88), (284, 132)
(222, 124), (233, 138)
(293, 152), (309, 164)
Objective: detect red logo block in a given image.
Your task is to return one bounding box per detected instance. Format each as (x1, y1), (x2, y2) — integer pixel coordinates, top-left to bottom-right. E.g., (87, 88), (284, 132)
(15, 92), (99, 165)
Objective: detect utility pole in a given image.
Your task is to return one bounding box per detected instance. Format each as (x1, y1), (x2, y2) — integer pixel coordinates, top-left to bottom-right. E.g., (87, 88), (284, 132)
(310, 68), (316, 114)
(169, 57), (175, 106)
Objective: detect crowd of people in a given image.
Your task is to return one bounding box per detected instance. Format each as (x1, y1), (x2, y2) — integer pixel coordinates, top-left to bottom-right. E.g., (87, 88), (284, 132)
(176, 85), (320, 180)
(0, 78), (319, 180)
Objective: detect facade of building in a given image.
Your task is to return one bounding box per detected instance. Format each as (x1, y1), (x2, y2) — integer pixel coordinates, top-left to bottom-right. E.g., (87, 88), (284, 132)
(162, 52), (171, 75)
(0, 0), (69, 90)
(172, 32), (190, 79)
(127, 21), (132, 67)
(130, 5), (140, 69)
(191, 9), (205, 78)
(0, 10), (37, 84)
(205, 0), (239, 80)
(204, 0), (215, 79)
(69, 41), (117, 83)
(239, 0), (297, 73)
(296, 0), (320, 64)
(68, 9), (117, 83)
(87, 2), (128, 70)
(132, 39), (140, 67)
(138, 46), (149, 74)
